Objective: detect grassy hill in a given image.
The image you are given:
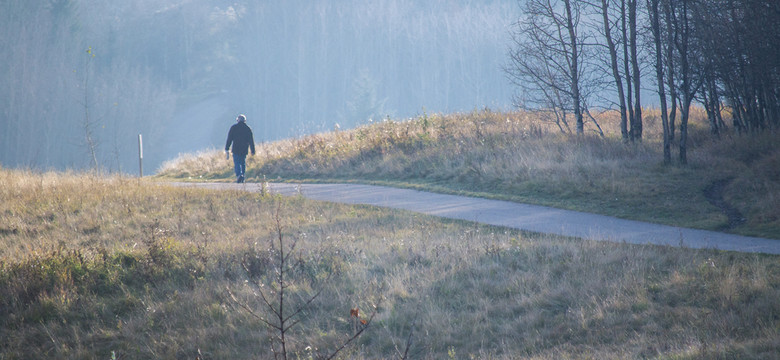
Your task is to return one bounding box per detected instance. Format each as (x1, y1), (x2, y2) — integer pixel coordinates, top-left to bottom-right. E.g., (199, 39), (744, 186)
(2, 110), (779, 359)
(158, 109), (780, 239)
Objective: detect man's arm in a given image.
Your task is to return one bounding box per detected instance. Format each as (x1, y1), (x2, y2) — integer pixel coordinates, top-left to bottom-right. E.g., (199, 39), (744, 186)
(225, 127), (234, 152)
(249, 129), (256, 155)
(225, 127), (234, 159)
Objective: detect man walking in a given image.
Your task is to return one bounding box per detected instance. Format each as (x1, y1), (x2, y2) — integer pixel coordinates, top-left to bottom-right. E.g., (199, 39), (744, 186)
(225, 114), (255, 183)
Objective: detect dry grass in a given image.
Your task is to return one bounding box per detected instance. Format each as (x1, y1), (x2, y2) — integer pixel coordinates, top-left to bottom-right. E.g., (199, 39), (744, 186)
(158, 108), (780, 239)
(1, 169), (779, 359)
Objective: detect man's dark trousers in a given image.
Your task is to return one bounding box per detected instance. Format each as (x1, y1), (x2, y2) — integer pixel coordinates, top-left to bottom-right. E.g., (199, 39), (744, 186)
(234, 154), (246, 182)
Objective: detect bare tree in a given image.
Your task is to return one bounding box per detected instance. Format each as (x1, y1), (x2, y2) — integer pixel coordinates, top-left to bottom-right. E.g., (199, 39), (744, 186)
(507, 0), (594, 134)
(564, 0), (586, 134)
(627, 0), (643, 141)
(700, 0), (780, 132)
(228, 201), (377, 360)
(646, 0), (672, 163)
(506, 26), (574, 134)
(668, 0), (704, 164)
(609, 0), (643, 142)
(662, 0), (679, 140)
(593, 0), (630, 141)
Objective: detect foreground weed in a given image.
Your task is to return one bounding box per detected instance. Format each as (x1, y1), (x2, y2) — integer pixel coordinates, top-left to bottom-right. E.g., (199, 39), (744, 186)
(228, 201), (378, 360)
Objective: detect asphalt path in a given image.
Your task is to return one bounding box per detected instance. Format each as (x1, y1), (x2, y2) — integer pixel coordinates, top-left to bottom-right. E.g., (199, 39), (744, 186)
(172, 182), (780, 255)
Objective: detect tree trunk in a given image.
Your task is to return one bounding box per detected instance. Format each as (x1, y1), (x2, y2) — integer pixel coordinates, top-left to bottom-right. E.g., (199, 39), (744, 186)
(600, 0), (629, 143)
(676, 0), (695, 165)
(679, 101), (689, 164)
(663, 0), (678, 141)
(629, 0), (643, 141)
(703, 78), (721, 137)
(621, 0), (635, 139)
(647, 0), (671, 163)
(564, 0), (584, 134)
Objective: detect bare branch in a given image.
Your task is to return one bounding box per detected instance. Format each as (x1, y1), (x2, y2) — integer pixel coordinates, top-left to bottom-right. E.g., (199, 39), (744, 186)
(321, 304), (380, 360)
(226, 287), (278, 330)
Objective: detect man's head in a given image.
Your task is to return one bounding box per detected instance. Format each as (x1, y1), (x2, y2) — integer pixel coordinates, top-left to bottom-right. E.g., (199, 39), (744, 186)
(237, 114), (246, 123)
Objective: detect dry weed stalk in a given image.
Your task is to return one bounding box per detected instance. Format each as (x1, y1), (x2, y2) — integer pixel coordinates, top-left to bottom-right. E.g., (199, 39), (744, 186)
(227, 201), (377, 360)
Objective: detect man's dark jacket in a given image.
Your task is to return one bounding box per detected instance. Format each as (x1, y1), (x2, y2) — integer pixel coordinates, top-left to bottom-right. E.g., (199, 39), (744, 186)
(225, 122), (256, 156)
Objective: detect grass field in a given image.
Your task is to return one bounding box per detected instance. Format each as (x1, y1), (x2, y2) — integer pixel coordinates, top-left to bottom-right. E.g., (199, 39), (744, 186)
(3, 109), (779, 358)
(2, 169), (779, 358)
(158, 108), (780, 239)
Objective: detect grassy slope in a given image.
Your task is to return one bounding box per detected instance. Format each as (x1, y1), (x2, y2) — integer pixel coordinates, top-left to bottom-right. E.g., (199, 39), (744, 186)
(2, 169), (779, 357)
(158, 109), (780, 239)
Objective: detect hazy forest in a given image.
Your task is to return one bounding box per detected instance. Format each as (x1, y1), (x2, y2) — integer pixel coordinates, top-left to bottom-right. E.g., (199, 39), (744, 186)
(1, 0), (518, 172)
(1, 0), (778, 173)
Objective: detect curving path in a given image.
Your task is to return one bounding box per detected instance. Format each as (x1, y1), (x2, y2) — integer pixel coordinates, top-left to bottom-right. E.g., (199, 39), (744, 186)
(172, 182), (780, 255)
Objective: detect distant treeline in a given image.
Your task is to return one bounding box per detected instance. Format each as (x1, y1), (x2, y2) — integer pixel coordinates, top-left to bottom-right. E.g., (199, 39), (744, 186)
(4, 0), (775, 172)
(0, 0), (518, 172)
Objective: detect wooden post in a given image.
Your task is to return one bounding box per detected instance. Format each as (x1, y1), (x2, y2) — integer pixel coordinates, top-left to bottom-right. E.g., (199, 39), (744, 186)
(138, 134), (143, 177)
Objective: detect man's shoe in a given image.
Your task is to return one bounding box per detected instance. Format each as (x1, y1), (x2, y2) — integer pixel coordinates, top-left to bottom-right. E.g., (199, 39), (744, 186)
(237, 175), (244, 183)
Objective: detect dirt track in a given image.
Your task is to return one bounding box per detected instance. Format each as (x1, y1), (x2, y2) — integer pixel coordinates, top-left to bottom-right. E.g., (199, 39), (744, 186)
(171, 182), (780, 255)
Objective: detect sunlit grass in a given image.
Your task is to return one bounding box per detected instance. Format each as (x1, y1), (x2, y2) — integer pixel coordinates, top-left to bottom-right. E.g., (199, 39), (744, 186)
(1, 170), (778, 359)
(158, 108), (780, 239)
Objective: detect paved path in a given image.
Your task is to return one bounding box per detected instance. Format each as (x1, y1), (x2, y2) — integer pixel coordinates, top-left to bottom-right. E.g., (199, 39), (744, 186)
(172, 182), (780, 255)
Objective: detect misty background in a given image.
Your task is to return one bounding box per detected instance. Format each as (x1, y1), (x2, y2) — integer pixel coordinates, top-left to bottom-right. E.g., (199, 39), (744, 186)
(1, 0), (520, 173)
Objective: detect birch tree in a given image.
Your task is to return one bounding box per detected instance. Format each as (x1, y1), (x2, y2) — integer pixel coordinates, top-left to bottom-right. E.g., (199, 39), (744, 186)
(506, 0), (592, 134)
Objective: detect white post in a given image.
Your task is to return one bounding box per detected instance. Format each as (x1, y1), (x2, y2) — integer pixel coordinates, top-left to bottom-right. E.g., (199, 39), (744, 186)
(138, 134), (143, 177)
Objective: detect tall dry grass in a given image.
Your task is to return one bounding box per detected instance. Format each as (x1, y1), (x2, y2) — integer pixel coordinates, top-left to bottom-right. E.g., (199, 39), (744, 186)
(159, 108), (780, 238)
(1, 170), (778, 359)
